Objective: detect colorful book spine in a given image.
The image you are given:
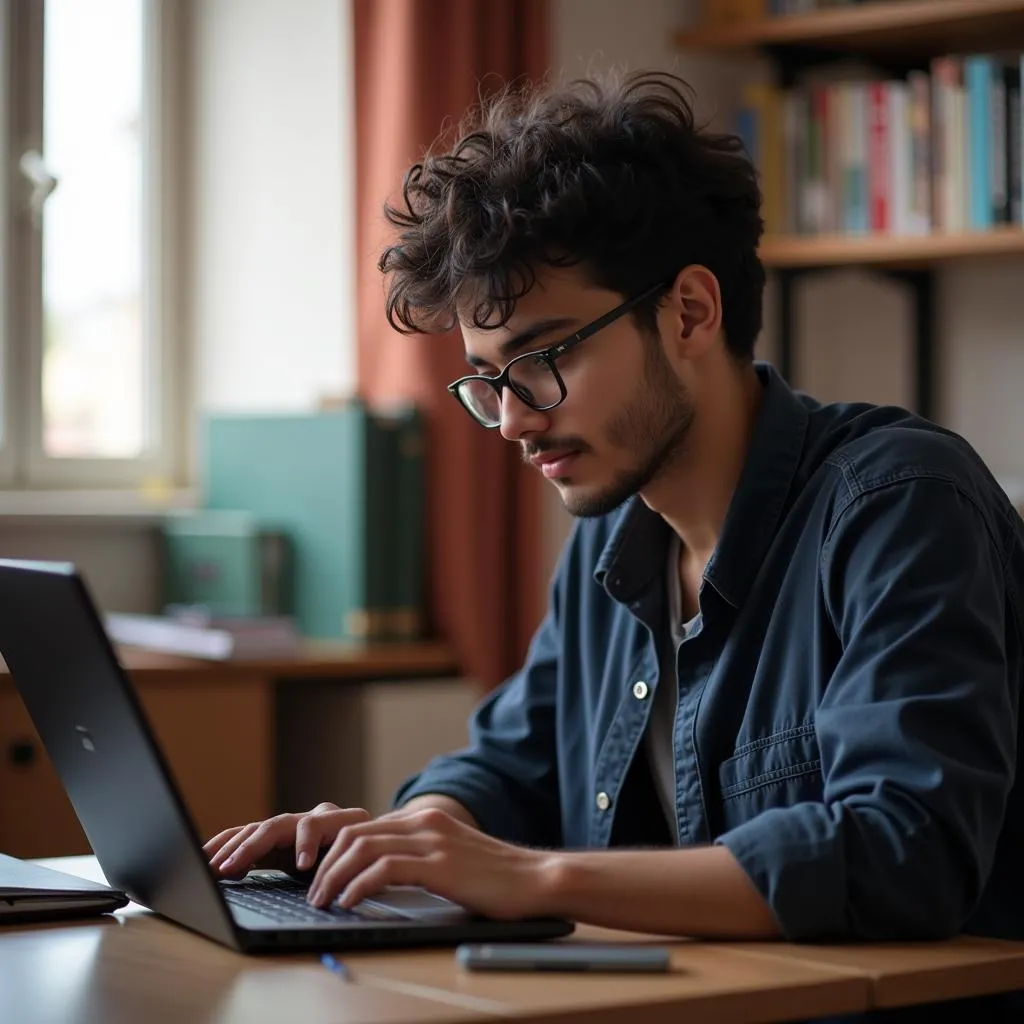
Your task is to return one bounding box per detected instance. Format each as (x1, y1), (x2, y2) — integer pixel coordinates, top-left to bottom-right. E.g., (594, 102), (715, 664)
(889, 81), (909, 236)
(868, 81), (891, 233)
(908, 71), (932, 236)
(966, 55), (993, 231)
(740, 83), (785, 236)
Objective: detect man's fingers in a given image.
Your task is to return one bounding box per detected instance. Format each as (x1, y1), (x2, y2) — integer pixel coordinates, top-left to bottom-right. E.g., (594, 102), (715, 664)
(203, 825), (244, 859)
(308, 810), (449, 893)
(311, 843), (440, 909)
(294, 808), (370, 870)
(207, 806), (414, 883)
(209, 822), (264, 873)
(210, 808), (372, 879)
(309, 834), (438, 906)
(212, 816), (300, 875)
(335, 851), (440, 909)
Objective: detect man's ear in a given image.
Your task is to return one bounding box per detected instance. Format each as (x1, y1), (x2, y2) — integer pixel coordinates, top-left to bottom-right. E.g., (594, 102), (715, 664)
(669, 265), (722, 353)
(681, 297), (705, 339)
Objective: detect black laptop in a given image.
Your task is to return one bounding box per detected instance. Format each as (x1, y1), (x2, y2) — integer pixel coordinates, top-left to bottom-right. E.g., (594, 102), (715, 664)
(0, 558), (573, 952)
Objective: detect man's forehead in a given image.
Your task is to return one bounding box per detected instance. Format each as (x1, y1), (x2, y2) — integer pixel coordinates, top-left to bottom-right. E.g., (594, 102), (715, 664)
(461, 311), (580, 369)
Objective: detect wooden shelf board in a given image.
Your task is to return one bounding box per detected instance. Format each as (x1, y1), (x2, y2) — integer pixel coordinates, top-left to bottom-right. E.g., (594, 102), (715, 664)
(759, 228), (1024, 268)
(675, 0), (1024, 56)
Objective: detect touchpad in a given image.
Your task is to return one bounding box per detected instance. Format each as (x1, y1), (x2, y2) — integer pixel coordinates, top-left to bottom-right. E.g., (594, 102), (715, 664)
(361, 886), (470, 921)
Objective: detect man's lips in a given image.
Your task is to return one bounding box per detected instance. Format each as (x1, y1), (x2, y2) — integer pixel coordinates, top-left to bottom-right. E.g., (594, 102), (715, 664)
(530, 450), (580, 478)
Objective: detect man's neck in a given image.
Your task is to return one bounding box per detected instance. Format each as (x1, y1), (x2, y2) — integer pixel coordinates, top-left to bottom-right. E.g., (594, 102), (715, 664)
(641, 361), (763, 567)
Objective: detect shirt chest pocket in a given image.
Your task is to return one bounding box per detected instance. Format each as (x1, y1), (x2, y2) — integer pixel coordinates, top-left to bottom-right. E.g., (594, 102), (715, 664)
(716, 724), (823, 835)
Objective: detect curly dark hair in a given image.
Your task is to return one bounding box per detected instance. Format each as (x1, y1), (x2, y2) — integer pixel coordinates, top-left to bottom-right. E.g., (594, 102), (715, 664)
(379, 70), (765, 360)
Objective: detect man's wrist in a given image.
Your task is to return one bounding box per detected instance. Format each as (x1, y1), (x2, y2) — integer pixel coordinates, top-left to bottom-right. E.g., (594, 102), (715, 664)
(531, 851), (579, 919)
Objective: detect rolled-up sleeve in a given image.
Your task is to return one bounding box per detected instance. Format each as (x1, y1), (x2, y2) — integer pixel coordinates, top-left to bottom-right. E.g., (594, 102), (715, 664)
(717, 476), (1018, 940)
(392, 584), (563, 848)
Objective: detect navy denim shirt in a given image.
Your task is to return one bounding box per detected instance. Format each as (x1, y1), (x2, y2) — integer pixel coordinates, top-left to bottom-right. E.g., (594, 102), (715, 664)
(396, 363), (1024, 943)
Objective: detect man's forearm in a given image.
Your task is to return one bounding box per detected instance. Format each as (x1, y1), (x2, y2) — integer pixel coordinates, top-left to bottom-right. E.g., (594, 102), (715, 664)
(536, 844), (780, 939)
(396, 793), (480, 830)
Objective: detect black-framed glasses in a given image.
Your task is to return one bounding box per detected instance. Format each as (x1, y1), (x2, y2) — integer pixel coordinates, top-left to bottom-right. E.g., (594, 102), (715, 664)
(447, 280), (669, 429)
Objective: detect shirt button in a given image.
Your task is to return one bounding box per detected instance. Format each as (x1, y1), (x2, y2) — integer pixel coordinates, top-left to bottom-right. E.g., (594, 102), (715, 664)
(632, 680), (649, 700)
(596, 791), (610, 812)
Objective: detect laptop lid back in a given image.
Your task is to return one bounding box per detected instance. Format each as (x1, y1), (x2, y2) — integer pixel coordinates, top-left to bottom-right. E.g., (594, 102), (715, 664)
(0, 559), (238, 947)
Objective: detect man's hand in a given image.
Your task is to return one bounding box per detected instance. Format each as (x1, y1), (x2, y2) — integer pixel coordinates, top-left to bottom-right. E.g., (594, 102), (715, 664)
(307, 807), (553, 920)
(204, 802), (373, 880)
(203, 795), (479, 882)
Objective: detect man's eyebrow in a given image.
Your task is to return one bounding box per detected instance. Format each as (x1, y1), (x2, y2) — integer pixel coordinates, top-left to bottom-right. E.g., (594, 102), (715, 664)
(465, 317), (578, 369)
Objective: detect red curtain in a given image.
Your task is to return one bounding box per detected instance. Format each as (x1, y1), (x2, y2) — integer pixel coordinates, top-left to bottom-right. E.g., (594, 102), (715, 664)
(353, 0), (549, 690)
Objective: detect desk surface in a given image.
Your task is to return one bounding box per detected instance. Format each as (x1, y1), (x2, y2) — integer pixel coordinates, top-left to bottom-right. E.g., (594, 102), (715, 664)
(0, 639), (459, 685)
(2, 858), (870, 1024)
(7, 857), (1024, 1024)
(731, 936), (1024, 1011)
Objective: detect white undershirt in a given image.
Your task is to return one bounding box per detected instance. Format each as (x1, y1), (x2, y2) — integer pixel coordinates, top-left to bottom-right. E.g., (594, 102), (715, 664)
(644, 533), (701, 842)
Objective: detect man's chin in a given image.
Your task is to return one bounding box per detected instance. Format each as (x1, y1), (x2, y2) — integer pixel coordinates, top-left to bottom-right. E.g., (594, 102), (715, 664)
(559, 481), (636, 520)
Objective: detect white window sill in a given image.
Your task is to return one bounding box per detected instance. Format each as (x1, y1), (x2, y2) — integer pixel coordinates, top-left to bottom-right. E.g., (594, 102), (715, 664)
(0, 489), (198, 527)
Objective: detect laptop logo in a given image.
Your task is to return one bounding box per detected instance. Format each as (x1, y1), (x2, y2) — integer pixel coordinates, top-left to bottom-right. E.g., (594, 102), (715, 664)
(75, 725), (95, 753)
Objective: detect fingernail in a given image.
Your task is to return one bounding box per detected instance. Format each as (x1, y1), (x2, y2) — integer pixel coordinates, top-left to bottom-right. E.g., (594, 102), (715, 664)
(220, 854), (235, 868)
(296, 851), (311, 870)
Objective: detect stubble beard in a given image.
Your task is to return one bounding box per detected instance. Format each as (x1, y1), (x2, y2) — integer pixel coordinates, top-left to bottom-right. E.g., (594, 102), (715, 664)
(562, 340), (695, 519)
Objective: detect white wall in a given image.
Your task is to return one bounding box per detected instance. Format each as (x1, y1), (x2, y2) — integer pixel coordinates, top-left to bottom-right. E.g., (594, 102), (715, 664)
(188, 0), (356, 418)
(541, 0), (1024, 582)
(552, 0), (757, 128)
(0, 521), (160, 613)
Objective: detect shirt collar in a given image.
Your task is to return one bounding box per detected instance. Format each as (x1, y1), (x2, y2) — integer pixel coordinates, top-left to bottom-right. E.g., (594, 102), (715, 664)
(593, 362), (809, 609)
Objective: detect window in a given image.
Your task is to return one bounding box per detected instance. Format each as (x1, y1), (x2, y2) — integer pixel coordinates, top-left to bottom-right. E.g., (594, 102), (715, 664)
(0, 0), (181, 490)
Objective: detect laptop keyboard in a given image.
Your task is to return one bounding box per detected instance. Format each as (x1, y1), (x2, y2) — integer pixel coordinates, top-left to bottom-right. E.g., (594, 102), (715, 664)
(221, 875), (405, 926)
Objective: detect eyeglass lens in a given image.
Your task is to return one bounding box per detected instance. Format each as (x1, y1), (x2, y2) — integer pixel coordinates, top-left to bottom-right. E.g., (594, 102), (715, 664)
(458, 354), (562, 425)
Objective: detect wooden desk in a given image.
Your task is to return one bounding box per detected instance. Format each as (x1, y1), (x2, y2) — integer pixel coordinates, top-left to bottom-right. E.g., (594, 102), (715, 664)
(1, 919), (486, 1024)
(0, 642), (458, 859)
(3, 857), (871, 1024)
(730, 937), (1024, 1011)
(12, 857), (1024, 1023)
(343, 930), (869, 1024)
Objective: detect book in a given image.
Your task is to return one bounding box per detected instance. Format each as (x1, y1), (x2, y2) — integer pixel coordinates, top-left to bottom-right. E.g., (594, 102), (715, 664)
(385, 404), (425, 641)
(105, 611), (300, 661)
(966, 55), (994, 231)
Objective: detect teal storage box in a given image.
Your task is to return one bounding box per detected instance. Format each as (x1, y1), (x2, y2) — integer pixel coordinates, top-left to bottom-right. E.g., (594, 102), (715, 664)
(201, 402), (424, 641)
(161, 510), (293, 618)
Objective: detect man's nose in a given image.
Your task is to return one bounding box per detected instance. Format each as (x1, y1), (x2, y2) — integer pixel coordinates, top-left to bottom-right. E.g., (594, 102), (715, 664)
(498, 387), (550, 442)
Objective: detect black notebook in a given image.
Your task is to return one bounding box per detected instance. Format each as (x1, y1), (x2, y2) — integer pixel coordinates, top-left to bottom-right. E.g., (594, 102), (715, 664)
(0, 854), (128, 923)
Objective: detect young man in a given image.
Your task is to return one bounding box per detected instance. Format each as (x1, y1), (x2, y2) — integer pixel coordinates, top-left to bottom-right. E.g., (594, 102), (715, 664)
(206, 71), (1024, 972)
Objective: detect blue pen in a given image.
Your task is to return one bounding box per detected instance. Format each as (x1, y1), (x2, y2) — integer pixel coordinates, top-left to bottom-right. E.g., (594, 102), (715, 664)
(320, 953), (352, 981)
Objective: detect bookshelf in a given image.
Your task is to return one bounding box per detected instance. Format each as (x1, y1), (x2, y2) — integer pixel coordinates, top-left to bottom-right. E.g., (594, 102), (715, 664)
(675, 1), (1024, 59)
(676, 0), (1024, 419)
(761, 225), (1024, 268)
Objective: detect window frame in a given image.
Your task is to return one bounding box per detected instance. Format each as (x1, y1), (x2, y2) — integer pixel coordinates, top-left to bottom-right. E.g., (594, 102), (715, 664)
(1, 0), (185, 491)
